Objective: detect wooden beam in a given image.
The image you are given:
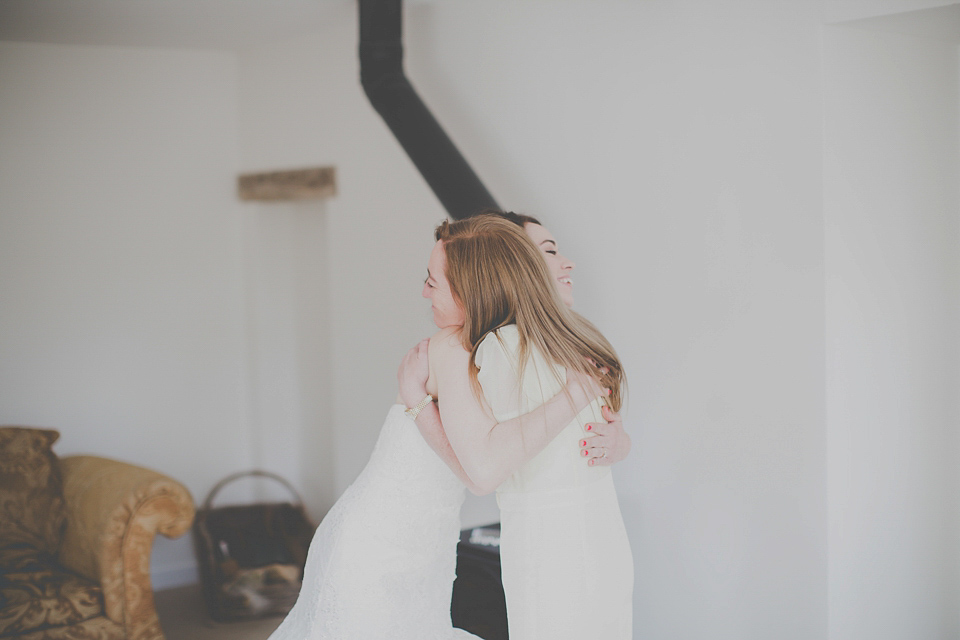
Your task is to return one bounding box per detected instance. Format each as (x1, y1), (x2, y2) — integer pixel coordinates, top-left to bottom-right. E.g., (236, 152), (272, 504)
(238, 167), (337, 201)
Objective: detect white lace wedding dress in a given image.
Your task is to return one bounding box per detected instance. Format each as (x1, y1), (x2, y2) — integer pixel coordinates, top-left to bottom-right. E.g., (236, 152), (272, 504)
(267, 404), (479, 640)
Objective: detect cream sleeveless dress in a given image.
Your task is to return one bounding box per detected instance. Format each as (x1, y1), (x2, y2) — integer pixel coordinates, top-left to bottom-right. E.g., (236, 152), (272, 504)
(476, 326), (633, 640)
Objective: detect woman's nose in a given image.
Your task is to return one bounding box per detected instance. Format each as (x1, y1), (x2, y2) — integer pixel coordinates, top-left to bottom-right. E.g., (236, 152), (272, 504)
(422, 282), (431, 298)
(562, 255), (575, 271)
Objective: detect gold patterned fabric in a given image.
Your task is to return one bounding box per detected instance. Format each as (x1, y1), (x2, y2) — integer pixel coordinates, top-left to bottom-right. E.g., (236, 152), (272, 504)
(15, 616), (123, 640)
(0, 429), (66, 557)
(0, 427), (194, 640)
(57, 457), (194, 639)
(0, 544), (104, 637)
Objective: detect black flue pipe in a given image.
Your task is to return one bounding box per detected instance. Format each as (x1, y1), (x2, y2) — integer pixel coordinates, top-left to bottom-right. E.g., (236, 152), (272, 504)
(359, 0), (499, 220)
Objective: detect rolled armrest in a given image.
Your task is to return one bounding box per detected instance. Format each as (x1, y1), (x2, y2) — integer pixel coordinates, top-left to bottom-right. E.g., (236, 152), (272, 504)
(57, 455), (194, 640)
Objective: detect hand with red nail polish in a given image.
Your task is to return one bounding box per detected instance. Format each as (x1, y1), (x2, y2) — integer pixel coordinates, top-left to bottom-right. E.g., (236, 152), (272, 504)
(579, 404), (632, 467)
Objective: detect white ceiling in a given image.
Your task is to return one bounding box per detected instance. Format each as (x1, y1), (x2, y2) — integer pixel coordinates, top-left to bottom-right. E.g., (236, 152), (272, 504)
(0, 0), (353, 51)
(3, 0), (959, 52)
(837, 2), (960, 43)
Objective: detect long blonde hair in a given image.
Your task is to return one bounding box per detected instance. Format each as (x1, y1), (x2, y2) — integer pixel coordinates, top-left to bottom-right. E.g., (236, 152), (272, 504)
(435, 215), (625, 412)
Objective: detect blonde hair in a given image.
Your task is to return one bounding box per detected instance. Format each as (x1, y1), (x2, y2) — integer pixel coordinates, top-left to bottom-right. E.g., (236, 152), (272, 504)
(435, 215), (625, 412)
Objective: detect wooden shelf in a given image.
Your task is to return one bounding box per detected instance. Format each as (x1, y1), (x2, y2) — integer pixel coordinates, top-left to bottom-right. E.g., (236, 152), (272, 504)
(238, 167), (336, 202)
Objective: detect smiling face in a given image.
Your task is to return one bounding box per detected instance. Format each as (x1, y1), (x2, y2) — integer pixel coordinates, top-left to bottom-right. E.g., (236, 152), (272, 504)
(523, 222), (575, 308)
(423, 240), (465, 329)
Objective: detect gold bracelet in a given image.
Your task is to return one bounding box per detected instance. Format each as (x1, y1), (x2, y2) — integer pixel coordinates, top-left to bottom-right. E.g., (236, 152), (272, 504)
(404, 394), (434, 420)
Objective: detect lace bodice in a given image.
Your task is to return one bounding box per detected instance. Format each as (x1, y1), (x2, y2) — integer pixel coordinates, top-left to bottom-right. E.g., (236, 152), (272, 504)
(268, 405), (475, 639)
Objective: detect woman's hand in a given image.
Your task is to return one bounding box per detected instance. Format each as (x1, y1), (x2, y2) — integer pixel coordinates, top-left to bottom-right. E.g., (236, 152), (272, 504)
(565, 366), (631, 466)
(564, 367), (608, 411)
(397, 338), (430, 409)
(580, 405), (632, 467)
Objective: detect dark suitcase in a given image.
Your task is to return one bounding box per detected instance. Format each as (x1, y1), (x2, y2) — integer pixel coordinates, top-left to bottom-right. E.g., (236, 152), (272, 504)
(452, 523), (508, 640)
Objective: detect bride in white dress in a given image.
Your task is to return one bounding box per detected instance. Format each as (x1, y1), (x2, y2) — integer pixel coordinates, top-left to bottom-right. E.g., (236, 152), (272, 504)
(268, 216), (614, 640)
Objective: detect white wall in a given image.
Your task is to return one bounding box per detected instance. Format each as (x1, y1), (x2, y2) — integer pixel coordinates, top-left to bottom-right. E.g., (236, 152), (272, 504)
(0, 41), (249, 587)
(823, 15), (960, 640)
(240, 198), (334, 519)
(0, 38), (343, 587)
(235, 13), (447, 523)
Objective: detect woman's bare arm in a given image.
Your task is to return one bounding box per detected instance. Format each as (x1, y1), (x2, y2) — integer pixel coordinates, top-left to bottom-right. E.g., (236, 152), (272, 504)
(397, 335), (602, 495)
(425, 330), (604, 494)
(397, 338), (484, 494)
(412, 402), (488, 494)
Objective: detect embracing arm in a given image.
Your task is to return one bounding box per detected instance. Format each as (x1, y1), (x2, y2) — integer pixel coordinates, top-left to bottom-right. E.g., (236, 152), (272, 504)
(397, 333), (604, 495)
(411, 402), (486, 494)
(430, 331), (604, 494)
(398, 338), (485, 494)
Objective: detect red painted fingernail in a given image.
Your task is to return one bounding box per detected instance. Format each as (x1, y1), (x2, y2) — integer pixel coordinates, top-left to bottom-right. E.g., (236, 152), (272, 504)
(605, 388), (611, 396)
(581, 449), (588, 457)
(588, 459), (595, 466)
(580, 440), (587, 447)
(586, 425), (592, 431)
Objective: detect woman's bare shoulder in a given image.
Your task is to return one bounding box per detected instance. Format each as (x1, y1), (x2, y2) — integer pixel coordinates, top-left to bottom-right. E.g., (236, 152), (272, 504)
(426, 327), (468, 396)
(429, 326), (467, 357)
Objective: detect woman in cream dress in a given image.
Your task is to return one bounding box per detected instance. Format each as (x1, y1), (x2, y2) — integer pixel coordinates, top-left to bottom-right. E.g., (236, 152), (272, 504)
(486, 212), (633, 637)
(477, 324), (633, 639)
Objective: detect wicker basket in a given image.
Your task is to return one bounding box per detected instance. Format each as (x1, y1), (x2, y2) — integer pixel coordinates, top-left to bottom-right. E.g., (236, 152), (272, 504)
(193, 470), (316, 622)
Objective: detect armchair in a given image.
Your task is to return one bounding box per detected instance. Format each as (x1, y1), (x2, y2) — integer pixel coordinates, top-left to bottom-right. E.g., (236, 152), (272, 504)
(0, 428), (194, 640)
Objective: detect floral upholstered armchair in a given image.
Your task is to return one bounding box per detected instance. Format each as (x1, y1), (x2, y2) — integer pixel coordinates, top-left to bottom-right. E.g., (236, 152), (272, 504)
(0, 427), (195, 639)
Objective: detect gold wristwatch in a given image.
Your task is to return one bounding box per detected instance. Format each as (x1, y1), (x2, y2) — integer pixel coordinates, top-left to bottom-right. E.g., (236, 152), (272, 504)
(404, 394), (434, 420)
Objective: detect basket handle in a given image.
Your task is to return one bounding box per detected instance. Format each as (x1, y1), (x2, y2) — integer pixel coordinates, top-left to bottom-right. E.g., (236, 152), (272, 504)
(201, 470), (305, 511)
